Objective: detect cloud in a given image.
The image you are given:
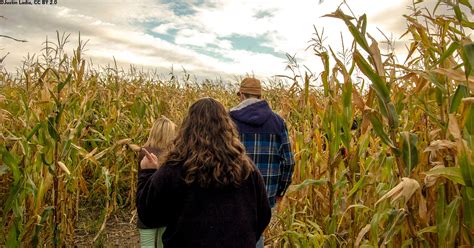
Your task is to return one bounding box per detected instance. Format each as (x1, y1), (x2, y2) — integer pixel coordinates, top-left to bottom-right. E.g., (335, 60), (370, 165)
(1, 0), (296, 79)
(174, 28), (232, 50)
(152, 23), (176, 34)
(254, 9), (274, 19)
(2, 0), (469, 81)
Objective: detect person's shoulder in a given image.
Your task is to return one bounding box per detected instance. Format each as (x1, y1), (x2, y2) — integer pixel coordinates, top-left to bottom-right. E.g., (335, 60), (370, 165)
(248, 167), (263, 181)
(271, 111), (284, 121)
(269, 110), (287, 129)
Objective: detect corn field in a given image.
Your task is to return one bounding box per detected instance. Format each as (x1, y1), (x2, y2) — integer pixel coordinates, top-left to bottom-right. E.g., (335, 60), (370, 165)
(1, 1), (474, 247)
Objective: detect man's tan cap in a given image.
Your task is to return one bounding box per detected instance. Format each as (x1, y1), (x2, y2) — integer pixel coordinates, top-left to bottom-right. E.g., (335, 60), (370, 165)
(239, 77), (262, 96)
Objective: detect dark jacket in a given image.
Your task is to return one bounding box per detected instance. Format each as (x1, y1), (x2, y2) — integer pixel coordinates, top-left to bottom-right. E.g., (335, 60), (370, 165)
(230, 99), (295, 207)
(137, 147), (162, 229)
(136, 164), (271, 248)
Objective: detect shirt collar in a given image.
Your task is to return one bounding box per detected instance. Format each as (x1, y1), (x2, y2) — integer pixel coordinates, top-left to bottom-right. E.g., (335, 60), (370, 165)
(230, 98), (263, 111)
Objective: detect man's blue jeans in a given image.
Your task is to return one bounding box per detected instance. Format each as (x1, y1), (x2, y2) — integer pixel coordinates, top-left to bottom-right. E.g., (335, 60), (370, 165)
(256, 236), (264, 248)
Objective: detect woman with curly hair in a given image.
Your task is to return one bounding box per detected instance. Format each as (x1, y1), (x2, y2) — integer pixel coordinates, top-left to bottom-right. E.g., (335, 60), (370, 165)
(137, 97), (271, 248)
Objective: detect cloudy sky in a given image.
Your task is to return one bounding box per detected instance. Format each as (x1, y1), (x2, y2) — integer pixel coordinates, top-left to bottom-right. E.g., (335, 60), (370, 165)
(0, 0), (469, 80)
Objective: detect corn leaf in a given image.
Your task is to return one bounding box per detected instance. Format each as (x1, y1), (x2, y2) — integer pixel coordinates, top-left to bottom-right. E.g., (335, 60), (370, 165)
(26, 123), (42, 141)
(465, 104), (474, 135)
(32, 206), (54, 247)
(57, 73), (72, 92)
(387, 102), (399, 129)
(462, 43), (474, 79)
(424, 167), (465, 185)
(459, 0), (473, 10)
(6, 222), (20, 248)
(324, 9), (370, 53)
(288, 178), (328, 192)
(436, 42), (459, 66)
(462, 187), (474, 234)
(365, 110), (396, 149)
(400, 132), (419, 174)
(435, 186), (446, 243)
(438, 197), (461, 248)
(354, 51), (390, 102)
(1, 148), (21, 183)
(453, 4), (463, 22)
(47, 116), (60, 141)
(348, 175), (367, 198)
(449, 84), (469, 113)
(320, 51), (330, 96)
(459, 151), (474, 187)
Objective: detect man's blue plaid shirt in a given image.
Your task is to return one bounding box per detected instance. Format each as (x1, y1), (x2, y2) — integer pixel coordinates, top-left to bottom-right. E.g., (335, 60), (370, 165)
(230, 99), (295, 207)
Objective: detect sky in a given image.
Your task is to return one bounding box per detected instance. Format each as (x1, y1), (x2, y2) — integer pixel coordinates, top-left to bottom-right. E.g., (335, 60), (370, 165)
(0, 0), (472, 81)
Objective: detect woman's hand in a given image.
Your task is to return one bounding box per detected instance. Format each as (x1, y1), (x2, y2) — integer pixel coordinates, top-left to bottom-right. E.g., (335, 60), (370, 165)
(140, 148), (160, 169)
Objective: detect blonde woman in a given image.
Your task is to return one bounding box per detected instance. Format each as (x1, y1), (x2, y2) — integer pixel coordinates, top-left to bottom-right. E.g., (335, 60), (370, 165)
(137, 116), (176, 248)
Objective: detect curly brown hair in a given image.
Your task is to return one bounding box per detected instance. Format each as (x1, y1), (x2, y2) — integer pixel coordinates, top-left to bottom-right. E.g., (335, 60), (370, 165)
(164, 97), (254, 188)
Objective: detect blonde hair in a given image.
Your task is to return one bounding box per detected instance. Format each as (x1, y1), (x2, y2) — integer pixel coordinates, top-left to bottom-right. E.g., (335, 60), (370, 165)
(143, 116), (177, 151)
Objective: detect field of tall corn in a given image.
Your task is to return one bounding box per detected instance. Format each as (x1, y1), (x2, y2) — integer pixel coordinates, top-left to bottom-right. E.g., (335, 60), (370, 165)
(1, 1), (474, 247)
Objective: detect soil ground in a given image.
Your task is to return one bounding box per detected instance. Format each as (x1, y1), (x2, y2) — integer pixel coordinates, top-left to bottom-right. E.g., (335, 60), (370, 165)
(73, 208), (279, 247)
(74, 210), (140, 248)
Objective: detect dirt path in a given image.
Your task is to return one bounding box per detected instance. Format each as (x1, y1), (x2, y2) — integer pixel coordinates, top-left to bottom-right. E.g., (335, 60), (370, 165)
(74, 210), (140, 247)
(73, 209), (279, 247)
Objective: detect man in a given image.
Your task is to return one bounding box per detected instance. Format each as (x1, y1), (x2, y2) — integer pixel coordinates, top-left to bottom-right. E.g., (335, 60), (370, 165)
(230, 77), (295, 248)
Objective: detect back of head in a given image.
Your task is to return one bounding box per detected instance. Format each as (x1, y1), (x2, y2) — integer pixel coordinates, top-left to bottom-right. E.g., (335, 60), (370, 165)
(166, 97), (254, 188)
(144, 116), (177, 151)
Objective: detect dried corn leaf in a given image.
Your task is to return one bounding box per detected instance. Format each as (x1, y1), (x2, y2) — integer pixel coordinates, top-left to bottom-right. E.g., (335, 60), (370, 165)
(432, 68), (474, 91)
(128, 144), (142, 152)
(352, 86), (365, 111)
(355, 224), (371, 247)
(448, 114), (462, 140)
(424, 140), (457, 153)
(462, 97), (474, 104)
(424, 163), (445, 187)
(375, 177), (420, 205)
(57, 161), (70, 175)
(418, 191), (428, 224)
(116, 138), (132, 145)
